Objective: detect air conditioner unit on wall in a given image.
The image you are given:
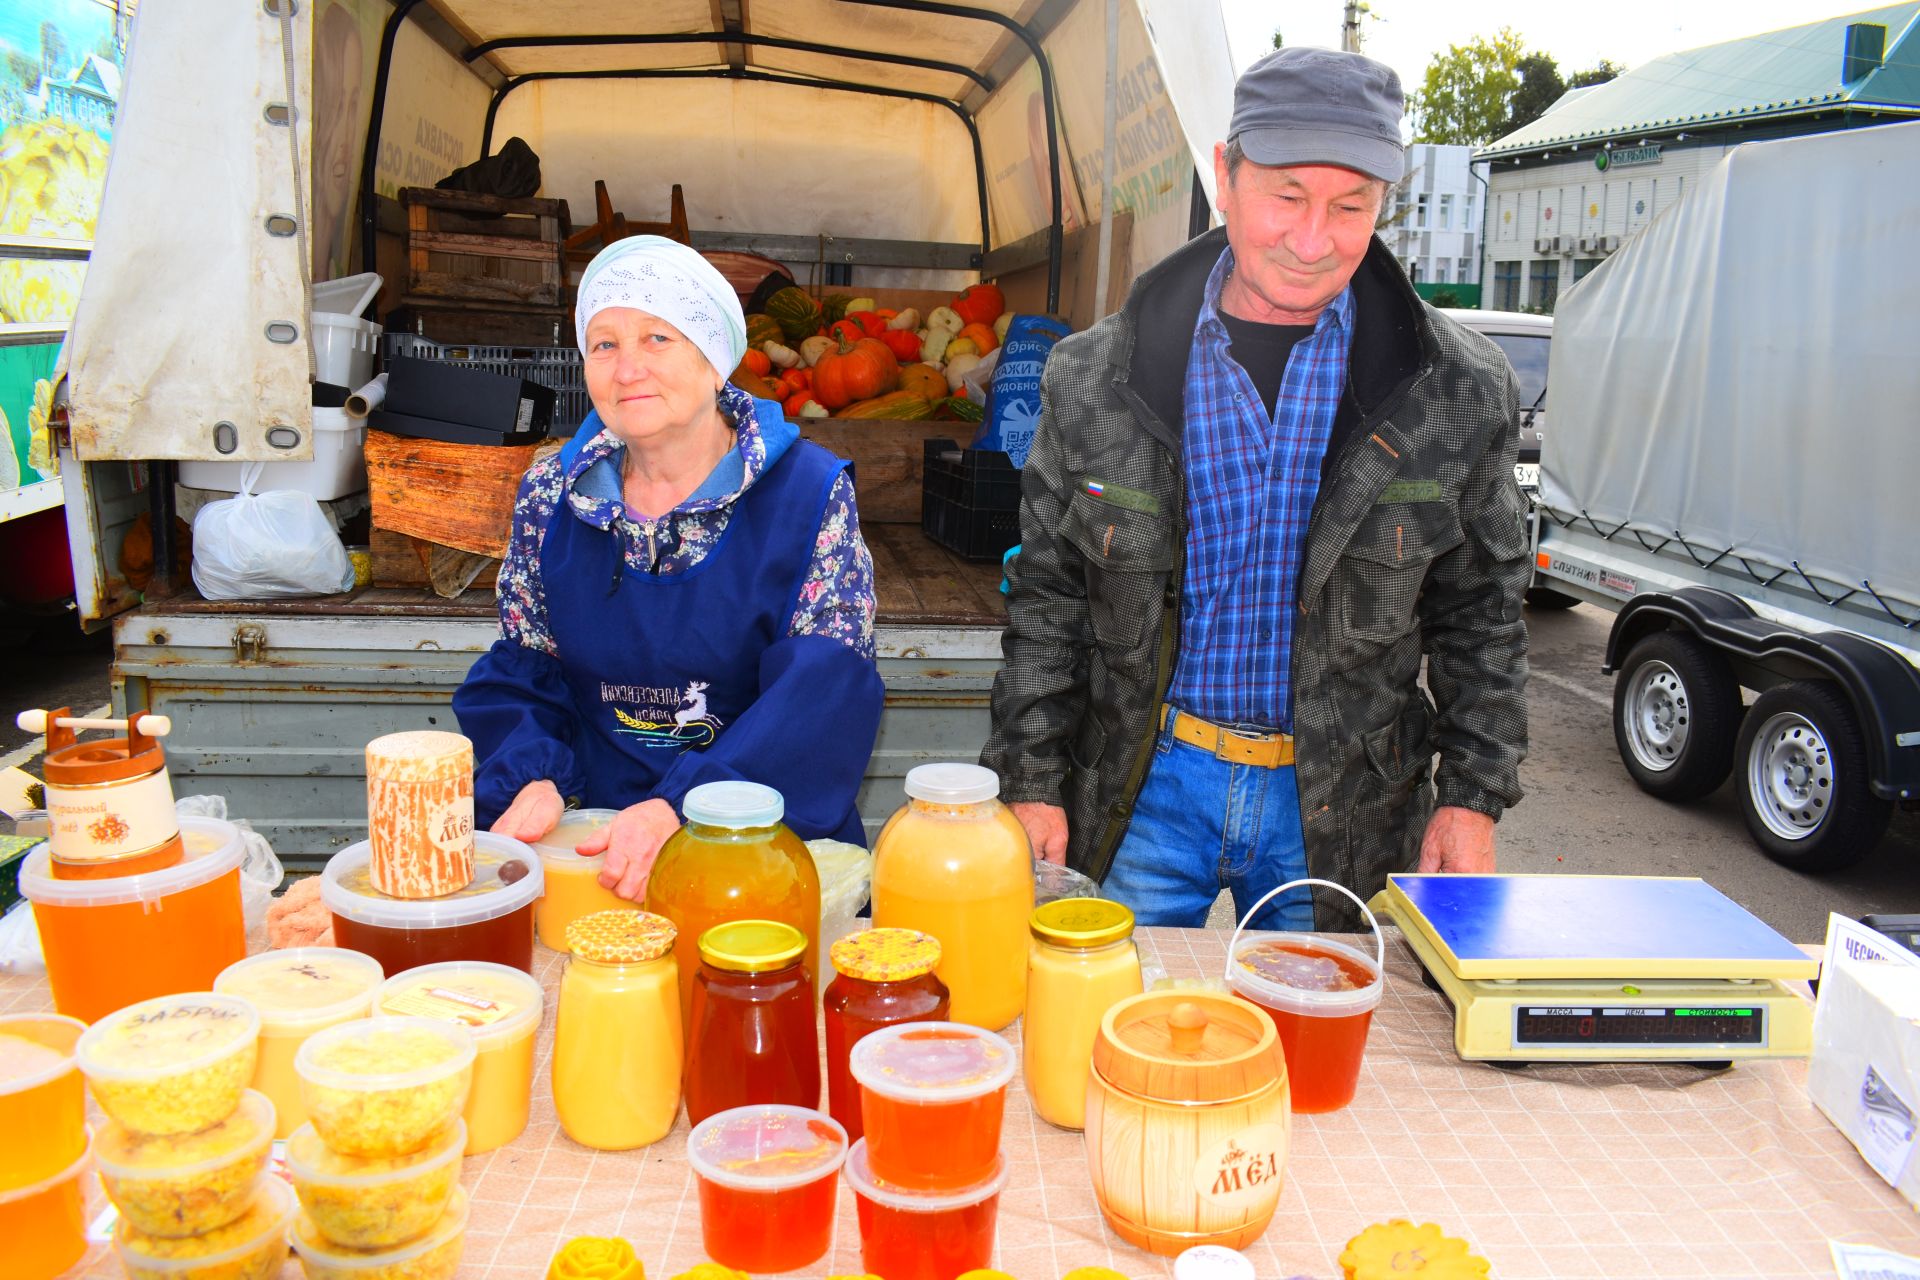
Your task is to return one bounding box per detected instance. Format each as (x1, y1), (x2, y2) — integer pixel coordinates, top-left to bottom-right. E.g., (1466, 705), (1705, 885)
(1556, 236), (1575, 256)
(1600, 235), (1622, 252)
(1533, 237), (1555, 254)
(1577, 236), (1599, 253)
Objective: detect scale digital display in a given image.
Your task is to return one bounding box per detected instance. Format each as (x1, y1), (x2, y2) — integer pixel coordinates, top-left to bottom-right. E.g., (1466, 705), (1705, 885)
(1514, 1006), (1766, 1047)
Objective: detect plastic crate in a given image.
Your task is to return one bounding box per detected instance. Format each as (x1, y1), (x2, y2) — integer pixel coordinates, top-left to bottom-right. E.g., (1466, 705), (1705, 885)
(382, 333), (591, 433)
(921, 437), (1021, 562)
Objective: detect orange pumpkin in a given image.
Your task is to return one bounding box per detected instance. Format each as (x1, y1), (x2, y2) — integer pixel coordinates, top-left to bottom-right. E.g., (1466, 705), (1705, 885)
(898, 362), (947, 402)
(812, 336), (900, 410)
(951, 283), (1005, 327)
(956, 322), (999, 355)
(729, 369), (779, 399)
(737, 348), (773, 378)
(784, 391), (820, 416)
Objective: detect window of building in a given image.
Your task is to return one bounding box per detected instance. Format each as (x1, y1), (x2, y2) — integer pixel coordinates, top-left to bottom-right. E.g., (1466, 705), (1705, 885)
(1439, 194), (1454, 230)
(1458, 256), (1474, 283)
(1573, 258), (1603, 283)
(1495, 261), (1521, 311)
(1416, 194), (1429, 227)
(1434, 261), (1450, 284)
(1529, 259), (1560, 313)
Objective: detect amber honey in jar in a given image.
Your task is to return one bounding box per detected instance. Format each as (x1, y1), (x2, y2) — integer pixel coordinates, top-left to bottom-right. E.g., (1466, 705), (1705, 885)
(321, 833), (543, 976)
(684, 920), (819, 1125)
(646, 782), (820, 1040)
(822, 929), (949, 1143)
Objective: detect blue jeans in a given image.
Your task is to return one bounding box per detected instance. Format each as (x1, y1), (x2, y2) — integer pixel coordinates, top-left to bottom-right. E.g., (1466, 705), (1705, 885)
(1104, 720), (1315, 931)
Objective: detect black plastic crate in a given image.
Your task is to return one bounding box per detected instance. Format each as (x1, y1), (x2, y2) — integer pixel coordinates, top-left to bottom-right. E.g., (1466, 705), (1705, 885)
(382, 333), (591, 434)
(921, 438), (1021, 561)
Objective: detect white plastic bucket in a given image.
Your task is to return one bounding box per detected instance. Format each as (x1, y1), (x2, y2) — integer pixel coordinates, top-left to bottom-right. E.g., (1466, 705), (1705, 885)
(312, 313), (381, 389)
(177, 407), (367, 501)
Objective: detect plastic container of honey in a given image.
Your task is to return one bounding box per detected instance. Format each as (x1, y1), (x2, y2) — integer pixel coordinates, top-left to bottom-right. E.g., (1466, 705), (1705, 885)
(291, 1183), (469, 1280)
(286, 1118), (465, 1249)
(0, 1012), (86, 1190)
(823, 929), (949, 1143)
(215, 948), (385, 1138)
(844, 1138), (1006, 1280)
(686, 1104), (847, 1273)
(531, 808), (633, 951)
(113, 1171), (296, 1280)
(376, 960), (542, 1153)
(322, 833), (543, 976)
(1225, 878), (1385, 1115)
(849, 1021), (1014, 1192)
(0, 1132), (92, 1280)
(21, 816), (247, 1023)
(97, 1089), (276, 1237)
(296, 1015), (476, 1158)
(76, 991), (261, 1136)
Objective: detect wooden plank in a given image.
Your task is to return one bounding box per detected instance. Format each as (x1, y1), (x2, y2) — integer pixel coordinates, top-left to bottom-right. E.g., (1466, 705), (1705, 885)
(887, 523), (996, 619)
(408, 273), (561, 305)
(800, 419), (956, 525)
(140, 587), (499, 618)
(864, 521), (923, 618)
(366, 432), (554, 557)
(411, 230), (566, 263)
(866, 525), (1006, 626)
(401, 187), (568, 220)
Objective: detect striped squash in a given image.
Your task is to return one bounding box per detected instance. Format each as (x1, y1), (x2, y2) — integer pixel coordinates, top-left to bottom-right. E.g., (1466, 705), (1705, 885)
(837, 391), (935, 421)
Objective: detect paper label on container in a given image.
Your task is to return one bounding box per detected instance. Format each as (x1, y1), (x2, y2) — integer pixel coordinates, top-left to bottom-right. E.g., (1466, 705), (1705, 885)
(1856, 1064), (1919, 1185)
(384, 985), (513, 1027)
(45, 768), (178, 861)
(1832, 1240), (1920, 1280)
(1194, 1122), (1288, 1214)
(427, 795), (476, 857)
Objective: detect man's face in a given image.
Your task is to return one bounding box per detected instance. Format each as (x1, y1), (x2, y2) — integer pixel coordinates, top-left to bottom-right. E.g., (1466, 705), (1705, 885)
(1213, 144), (1384, 322)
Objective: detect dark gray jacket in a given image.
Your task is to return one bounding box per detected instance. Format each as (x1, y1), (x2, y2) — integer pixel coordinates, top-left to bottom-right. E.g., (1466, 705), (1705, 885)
(980, 227), (1530, 930)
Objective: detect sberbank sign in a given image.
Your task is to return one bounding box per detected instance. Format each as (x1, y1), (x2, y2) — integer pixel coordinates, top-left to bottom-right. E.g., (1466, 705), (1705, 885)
(1596, 144), (1662, 171)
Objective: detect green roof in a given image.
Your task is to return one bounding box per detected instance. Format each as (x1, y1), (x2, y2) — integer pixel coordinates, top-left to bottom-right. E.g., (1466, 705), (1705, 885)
(1478, 3), (1920, 157)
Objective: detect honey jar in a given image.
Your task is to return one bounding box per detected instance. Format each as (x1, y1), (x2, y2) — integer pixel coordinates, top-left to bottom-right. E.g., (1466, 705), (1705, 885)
(24, 708), (182, 880)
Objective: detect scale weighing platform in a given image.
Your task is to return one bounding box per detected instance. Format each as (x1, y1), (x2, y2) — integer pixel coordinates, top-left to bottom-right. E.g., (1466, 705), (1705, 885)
(1377, 875), (1818, 1067)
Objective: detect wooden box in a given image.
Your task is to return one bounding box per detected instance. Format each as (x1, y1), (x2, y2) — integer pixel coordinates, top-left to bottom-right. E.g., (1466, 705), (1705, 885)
(402, 188), (571, 308)
(364, 429), (553, 558)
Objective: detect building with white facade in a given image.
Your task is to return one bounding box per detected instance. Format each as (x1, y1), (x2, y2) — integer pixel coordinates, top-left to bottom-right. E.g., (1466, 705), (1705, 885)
(1384, 143), (1482, 301)
(1478, 4), (1920, 312)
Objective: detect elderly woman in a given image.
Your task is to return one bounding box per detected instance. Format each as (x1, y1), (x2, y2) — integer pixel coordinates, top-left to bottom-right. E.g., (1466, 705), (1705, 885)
(454, 237), (884, 899)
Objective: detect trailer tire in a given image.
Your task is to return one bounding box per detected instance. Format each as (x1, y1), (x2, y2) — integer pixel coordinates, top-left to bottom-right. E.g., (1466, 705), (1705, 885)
(1525, 586), (1581, 610)
(1736, 681), (1891, 872)
(1612, 631), (1742, 801)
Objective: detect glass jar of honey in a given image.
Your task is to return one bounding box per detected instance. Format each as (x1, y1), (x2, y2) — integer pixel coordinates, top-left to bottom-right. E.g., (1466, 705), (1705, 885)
(822, 929), (949, 1143)
(552, 911), (683, 1151)
(645, 782), (820, 1040)
(1023, 898), (1143, 1131)
(684, 920), (819, 1126)
(871, 764), (1034, 1031)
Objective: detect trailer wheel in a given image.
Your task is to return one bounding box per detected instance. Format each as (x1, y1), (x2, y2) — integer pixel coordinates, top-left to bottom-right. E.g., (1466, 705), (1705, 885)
(1525, 586), (1581, 610)
(1736, 681), (1892, 872)
(1612, 631), (1742, 801)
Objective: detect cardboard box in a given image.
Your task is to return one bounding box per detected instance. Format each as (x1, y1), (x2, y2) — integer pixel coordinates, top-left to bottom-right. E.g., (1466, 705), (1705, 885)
(1808, 917), (1920, 1208)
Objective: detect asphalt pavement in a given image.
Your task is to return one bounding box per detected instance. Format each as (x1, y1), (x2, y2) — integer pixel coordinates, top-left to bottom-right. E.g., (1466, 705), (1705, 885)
(5, 602), (1915, 943)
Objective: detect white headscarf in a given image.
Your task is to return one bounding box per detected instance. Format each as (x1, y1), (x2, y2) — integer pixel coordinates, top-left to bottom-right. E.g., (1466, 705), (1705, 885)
(574, 236), (747, 380)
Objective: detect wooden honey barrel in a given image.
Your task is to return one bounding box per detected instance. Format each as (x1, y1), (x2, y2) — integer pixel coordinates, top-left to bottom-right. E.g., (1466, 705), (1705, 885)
(365, 730), (475, 899)
(1084, 990), (1290, 1256)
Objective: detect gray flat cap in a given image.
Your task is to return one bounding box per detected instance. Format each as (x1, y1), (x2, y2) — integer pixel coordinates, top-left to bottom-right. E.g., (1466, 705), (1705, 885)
(1229, 47), (1405, 185)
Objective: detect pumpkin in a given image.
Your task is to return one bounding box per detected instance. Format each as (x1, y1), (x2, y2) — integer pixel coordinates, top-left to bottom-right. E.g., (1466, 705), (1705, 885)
(745, 313), (783, 349)
(847, 311), (888, 338)
(729, 369), (779, 399)
(935, 394), (986, 424)
(785, 367), (813, 391)
(838, 391), (934, 421)
(737, 348), (773, 378)
(898, 362), (947, 402)
(827, 318), (868, 346)
(812, 336), (900, 410)
(955, 322), (999, 355)
(784, 390), (821, 416)
(799, 335), (836, 367)
(951, 283), (1005, 327)
(766, 286), (825, 344)
(887, 308), (921, 332)
(877, 329), (922, 362)
(820, 293), (854, 325)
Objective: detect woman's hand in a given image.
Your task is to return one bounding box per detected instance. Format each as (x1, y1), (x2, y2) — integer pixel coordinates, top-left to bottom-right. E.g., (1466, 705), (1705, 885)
(582, 798), (683, 902)
(491, 779), (565, 842)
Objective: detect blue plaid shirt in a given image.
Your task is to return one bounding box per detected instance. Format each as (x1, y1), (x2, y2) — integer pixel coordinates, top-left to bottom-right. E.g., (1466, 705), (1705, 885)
(1168, 246), (1354, 733)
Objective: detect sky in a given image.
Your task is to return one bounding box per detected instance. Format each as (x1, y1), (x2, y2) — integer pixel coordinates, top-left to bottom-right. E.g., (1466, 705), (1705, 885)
(1218, 0), (1899, 87)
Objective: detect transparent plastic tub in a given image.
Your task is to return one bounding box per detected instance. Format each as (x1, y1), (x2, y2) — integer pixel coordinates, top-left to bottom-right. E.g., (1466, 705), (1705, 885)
(114, 1173), (296, 1280)
(286, 1118), (465, 1249)
(97, 1089), (276, 1237)
(295, 1016), (475, 1158)
(687, 1104), (847, 1273)
(215, 948), (385, 1139)
(849, 1021), (1015, 1191)
(291, 1183), (469, 1280)
(0, 1133), (92, 1280)
(844, 1138), (1006, 1280)
(0, 1011), (86, 1190)
(76, 991), (260, 1135)
(375, 960), (541, 1154)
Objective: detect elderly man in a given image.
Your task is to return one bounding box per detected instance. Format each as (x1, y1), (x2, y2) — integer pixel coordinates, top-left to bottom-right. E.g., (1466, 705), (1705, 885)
(981, 47), (1529, 931)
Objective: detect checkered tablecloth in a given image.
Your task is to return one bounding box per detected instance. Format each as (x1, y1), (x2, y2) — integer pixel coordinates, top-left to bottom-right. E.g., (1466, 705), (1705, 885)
(8, 926), (1917, 1279)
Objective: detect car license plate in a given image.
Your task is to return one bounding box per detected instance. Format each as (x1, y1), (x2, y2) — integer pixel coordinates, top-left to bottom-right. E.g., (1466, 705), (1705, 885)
(1513, 462), (1541, 489)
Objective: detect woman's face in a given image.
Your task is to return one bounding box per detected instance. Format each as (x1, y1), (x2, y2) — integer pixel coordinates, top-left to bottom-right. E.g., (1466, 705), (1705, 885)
(583, 307), (723, 448)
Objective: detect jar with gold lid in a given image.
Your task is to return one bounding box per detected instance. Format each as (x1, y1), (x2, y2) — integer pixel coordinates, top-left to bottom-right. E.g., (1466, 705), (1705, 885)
(822, 928), (950, 1142)
(1024, 898), (1143, 1130)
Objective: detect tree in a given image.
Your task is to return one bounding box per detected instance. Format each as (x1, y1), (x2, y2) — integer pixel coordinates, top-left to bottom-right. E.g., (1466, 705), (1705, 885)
(39, 20), (68, 79)
(1409, 28), (1527, 146)
(1272, 28), (1283, 50)
(1568, 59), (1623, 88)
(1502, 52), (1565, 136)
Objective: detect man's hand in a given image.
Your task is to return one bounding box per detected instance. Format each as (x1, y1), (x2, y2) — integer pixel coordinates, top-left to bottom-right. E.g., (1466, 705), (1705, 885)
(582, 798), (683, 902)
(1417, 805), (1497, 873)
(491, 779), (565, 843)
(1010, 801), (1069, 866)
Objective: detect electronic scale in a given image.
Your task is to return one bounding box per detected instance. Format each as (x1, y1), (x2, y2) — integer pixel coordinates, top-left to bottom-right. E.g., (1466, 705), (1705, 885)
(1374, 875), (1817, 1067)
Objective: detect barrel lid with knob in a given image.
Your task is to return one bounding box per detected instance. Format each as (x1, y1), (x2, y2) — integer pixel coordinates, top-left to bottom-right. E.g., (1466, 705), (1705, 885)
(1091, 989), (1284, 1105)
(24, 707), (172, 786)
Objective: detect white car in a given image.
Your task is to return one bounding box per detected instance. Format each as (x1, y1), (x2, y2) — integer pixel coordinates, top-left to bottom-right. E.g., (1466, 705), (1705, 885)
(1443, 308), (1552, 492)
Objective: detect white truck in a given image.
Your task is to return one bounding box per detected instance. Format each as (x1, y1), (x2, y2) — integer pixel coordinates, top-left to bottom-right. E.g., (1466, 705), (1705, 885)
(1529, 120), (1920, 871)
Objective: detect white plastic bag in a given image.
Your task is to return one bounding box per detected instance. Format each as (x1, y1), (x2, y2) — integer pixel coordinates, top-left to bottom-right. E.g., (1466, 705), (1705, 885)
(190, 463), (355, 599)
(175, 794), (284, 933)
(0, 902), (44, 975)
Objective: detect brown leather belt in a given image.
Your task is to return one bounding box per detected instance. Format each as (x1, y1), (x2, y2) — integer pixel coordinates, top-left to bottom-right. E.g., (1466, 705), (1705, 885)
(1160, 705), (1295, 769)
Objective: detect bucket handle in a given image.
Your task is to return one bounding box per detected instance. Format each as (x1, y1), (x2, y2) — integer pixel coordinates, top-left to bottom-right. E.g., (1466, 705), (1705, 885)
(1224, 877), (1385, 985)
